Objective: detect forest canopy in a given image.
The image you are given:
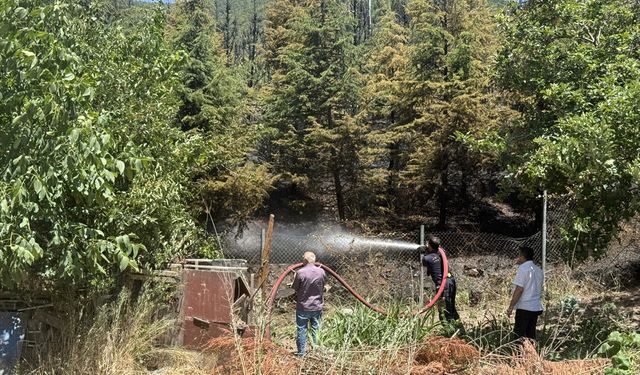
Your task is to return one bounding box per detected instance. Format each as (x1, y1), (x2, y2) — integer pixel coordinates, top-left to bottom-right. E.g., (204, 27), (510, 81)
(1, 0), (639, 287)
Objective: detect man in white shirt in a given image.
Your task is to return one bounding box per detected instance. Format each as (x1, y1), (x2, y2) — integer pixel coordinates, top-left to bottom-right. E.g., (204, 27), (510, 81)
(507, 246), (544, 340)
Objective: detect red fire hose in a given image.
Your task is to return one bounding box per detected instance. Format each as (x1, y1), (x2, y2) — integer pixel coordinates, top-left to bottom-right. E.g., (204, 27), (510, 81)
(266, 247), (449, 319)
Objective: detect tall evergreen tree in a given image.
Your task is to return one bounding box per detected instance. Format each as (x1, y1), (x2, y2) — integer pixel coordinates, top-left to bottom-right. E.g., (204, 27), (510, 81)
(357, 4), (410, 214)
(171, 0), (240, 132)
(262, 0), (364, 221)
(170, 0), (273, 227)
(399, 0), (510, 228)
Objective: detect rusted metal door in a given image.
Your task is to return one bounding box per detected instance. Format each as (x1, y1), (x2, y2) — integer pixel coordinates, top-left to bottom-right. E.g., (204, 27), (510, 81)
(179, 269), (252, 348)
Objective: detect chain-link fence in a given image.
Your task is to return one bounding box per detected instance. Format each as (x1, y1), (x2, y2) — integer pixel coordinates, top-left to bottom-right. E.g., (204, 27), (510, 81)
(222, 194), (578, 306)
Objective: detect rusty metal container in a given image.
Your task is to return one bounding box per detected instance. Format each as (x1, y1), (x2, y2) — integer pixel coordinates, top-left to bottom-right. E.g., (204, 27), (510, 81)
(177, 259), (256, 349)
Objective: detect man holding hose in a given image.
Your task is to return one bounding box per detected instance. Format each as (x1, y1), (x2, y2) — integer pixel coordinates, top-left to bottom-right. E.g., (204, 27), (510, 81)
(418, 236), (460, 321)
(292, 251), (326, 357)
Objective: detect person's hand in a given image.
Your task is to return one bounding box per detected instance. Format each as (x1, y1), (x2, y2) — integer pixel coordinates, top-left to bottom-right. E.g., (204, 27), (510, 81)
(506, 306), (514, 317)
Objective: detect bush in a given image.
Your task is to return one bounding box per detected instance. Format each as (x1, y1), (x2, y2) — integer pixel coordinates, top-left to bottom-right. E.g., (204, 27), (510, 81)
(598, 331), (640, 375)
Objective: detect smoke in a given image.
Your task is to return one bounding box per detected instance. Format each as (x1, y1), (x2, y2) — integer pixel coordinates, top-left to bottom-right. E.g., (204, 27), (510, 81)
(222, 220), (419, 263)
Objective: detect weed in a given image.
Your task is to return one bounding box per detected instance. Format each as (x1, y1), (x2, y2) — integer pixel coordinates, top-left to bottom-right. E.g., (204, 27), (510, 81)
(597, 331), (640, 374)
(318, 303), (437, 350)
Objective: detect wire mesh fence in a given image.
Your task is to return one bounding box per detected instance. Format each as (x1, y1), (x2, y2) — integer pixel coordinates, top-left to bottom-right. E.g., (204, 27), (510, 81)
(222, 194), (578, 306)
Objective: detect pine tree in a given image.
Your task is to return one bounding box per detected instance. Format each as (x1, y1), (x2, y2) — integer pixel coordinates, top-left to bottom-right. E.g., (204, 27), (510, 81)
(171, 0), (241, 132)
(357, 4), (410, 214)
(400, 0), (509, 228)
(170, 0), (272, 228)
(262, 0), (364, 221)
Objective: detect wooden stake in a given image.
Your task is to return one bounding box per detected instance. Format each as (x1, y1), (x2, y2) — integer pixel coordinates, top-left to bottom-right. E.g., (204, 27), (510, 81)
(257, 214), (275, 299)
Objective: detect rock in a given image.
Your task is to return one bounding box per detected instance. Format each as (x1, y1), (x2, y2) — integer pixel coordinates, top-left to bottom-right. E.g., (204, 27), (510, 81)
(463, 265), (484, 277)
(469, 290), (481, 306)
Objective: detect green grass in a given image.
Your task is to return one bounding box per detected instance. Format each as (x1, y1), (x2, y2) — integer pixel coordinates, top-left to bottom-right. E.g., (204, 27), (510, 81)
(318, 303), (438, 350)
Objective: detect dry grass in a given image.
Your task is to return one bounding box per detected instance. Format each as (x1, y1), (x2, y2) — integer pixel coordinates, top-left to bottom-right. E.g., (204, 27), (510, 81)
(24, 247), (634, 374)
(413, 336), (480, 370)
(25, 286), (212, 375)
(204, 333), (611, 375)
(480, 340), (609, 375)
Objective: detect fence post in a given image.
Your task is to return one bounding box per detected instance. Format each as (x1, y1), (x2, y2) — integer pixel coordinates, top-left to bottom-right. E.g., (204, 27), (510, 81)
(419, 225), (425, 306)
(260, 228), (266, 257)
(260, 215), (275, 298)
(542, 190), (548, 288)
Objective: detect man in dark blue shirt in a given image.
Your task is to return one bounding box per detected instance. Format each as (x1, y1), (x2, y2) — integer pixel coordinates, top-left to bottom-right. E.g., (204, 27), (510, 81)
(419, 236), (460, 321)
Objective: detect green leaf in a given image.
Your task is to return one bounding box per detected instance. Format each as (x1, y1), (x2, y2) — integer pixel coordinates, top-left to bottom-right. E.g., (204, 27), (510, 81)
(119, 255), (129, 271)
(115, 160), (125, 174)
(103, 170), (115, 183)
(122, 235), (131, 250)
(611, 354), (630, 370)
(33, 178), (43, 195)
(11, 113), (26, 126)
(14, 7), (28, 19)
(20, 50), (35, 59)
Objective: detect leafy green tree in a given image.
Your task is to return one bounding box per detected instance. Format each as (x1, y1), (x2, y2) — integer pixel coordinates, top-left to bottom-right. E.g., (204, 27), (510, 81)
(0, 0), (206, 286)
(490, 0), (640, 258)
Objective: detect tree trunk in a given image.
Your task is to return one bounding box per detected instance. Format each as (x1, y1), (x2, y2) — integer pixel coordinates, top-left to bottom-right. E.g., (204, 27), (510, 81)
(248, 0), (259, 87)
(224, 0), (232, 62)
(387, 142), (400, 206)
(327, 107), (346, 221)
(333, 166), (346, 221)
(438, 166), (448, 229)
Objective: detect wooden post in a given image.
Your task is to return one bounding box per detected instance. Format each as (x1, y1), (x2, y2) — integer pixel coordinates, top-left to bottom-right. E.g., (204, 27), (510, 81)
(257, 214), (275, 299)
(419, 225), (425, 306)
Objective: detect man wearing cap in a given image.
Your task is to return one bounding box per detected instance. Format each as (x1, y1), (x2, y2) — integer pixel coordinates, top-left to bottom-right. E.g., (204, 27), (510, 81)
(418, 236), (460, 321)
(292, 251), (326, 356)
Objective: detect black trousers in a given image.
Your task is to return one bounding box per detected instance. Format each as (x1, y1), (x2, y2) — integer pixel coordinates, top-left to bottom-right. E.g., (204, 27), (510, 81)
(514, 309), (542, 340)
(440, 276), (460, 321)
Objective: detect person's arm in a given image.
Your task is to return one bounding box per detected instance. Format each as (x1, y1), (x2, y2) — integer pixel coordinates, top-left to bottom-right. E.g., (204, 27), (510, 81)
(292, 272), (300, 292)
(507, 286), (524, 317)
(422, 254), (432, 276)
(508, 266), (527, 316)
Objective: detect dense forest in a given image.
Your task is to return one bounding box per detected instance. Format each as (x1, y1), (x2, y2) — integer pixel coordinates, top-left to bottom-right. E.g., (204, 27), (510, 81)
(1, 0), (639, 288)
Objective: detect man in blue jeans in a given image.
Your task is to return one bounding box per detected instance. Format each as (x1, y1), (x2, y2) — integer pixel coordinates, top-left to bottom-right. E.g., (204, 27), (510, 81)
(292, 251), (326, 356)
